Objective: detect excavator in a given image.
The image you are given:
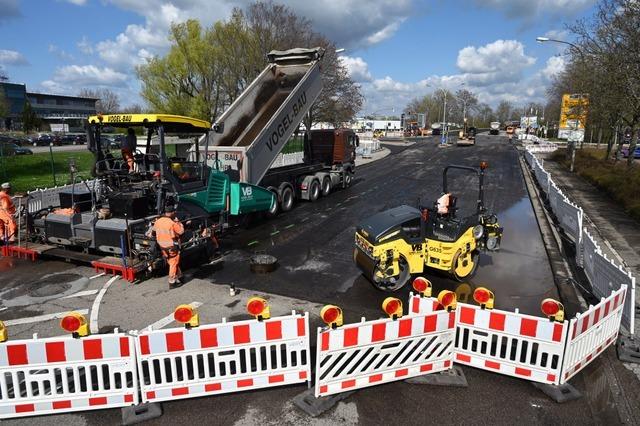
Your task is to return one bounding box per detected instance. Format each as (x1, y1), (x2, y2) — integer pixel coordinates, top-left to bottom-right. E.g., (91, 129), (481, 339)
(354, 163), (503, 291)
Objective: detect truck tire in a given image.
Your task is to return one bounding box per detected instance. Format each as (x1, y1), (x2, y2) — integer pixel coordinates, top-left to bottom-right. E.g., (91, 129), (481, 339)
(344, 170), (353, 188)
(280, 186), (294, 212)
(321, 177), (331, 196)
(267, 189), (279, 216)
(309, 179), (320, 201)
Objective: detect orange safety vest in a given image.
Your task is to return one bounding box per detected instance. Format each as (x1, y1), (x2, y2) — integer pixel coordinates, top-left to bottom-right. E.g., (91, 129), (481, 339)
(0, 192), (16, 215)
(153, 216), (185, 249)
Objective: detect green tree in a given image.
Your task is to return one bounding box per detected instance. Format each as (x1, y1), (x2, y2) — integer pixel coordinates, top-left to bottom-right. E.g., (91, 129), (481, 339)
(21, 101), (40, 132)
(0, 88), (9, 120)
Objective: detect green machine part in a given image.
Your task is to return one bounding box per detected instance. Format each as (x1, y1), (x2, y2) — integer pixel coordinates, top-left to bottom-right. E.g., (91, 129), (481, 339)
(179, 170), (275, 216)
(229, 181), (275, 215)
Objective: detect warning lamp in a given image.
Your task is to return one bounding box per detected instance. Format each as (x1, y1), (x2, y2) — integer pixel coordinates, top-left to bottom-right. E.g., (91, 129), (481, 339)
(480, 161), (489, 170)
(60, 312), (90, 338)
(541, 298), (565, 322)
(437, 290), (457, 311)
(247, 297), (271, 321)
(473, 287), (495, 310)
(174, 304), (200, 328)
(320, 305), (343, 329)
(382, 297), (403, 320)
(412, 277), (432, 298)
(0, 320), (6, 343)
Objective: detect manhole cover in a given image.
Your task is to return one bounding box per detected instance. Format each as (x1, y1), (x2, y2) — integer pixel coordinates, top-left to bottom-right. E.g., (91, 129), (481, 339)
(30, 273), (80, 297)
(250, 254), (278, 274)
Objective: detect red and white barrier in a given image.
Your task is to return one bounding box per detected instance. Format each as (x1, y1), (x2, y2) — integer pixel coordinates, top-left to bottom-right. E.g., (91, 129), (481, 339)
(314, 310), (455, 397)
(561, 286), (626, 382)
(454, 303), (567, 385)
(135, 312), (310, 403)
(0, 332), (138, 419)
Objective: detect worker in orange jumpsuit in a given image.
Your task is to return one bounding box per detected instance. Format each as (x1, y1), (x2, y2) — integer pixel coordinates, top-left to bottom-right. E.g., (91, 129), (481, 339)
(0, 182), (17, 243)
(153, 205), (185, 288)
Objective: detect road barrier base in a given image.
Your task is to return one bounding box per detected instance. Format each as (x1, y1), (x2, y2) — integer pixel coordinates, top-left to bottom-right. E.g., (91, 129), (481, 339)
(121, 402), (163, 425)
(532, 381), (582, 403)
(1, 244), (38, 261)
(617, 336), (640, 364)
(293, 388), (354, 417)
(404, 365), (468, 387)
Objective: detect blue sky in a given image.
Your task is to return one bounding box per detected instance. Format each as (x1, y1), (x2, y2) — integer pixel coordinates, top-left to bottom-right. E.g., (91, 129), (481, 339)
(0, 0), (597, 113)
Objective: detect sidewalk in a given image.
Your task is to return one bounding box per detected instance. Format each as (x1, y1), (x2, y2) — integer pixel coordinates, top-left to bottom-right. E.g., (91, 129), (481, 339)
(356, 146), (390, 166)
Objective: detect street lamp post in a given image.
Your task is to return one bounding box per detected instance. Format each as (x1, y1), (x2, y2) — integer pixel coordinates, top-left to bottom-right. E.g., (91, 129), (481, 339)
(536, 36), (587, 172)
(426, 82), (464, 146)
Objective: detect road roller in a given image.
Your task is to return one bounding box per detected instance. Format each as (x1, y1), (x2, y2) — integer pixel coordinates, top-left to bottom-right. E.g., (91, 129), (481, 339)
(354, 162), (503, 291)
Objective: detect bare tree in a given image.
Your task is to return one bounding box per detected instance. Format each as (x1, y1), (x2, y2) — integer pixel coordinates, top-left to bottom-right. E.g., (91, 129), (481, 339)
(78, 88), (121, 114)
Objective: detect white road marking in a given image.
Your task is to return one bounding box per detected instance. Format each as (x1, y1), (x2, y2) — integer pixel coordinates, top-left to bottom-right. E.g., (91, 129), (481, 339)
(146, 301), (203, 331)
(0, 307), (7, 312)
(5, 309), (89, 326)
(89, 276), (119, 334)
(89, 272), (106, 280)
(61, 289), (100, 299)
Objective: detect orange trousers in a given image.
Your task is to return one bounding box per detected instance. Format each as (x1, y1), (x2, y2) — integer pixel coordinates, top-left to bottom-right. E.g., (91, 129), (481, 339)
(121, 149), (134, 171)
(0, 213), (16, 242)
(162, 249), (181, 282)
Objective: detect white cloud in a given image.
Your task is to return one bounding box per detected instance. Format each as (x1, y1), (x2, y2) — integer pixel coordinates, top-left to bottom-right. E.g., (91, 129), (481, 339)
(0, 49), (28, 66)
(339, 56), (372, 82)
(77, 36), (93, 55)
(41, 65), (128, 94)
(473, 0), (596, 20)
(355, 39), (551, 114)
(49, 44), (74, 61)
(65, 0), (87, 5)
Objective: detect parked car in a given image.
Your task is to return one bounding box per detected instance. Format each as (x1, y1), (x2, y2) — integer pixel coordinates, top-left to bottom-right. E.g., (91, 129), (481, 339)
(59, 134), (78, 145)
(622, 145), (640, 159)
(31, 133), (54, 146)
(73, 134), (87, 145)
(0, 142), (33, 156)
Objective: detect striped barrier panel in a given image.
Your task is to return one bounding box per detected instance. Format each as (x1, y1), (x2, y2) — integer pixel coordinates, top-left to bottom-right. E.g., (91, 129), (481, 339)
(561, 286), (626, 382)
(135, 312), (311, 403)
(453, 303), (568, 385)
(548, 182), (563, 218)
(581, 229), (635, 334)
(0, 332), (138, 419)
(534, 164), (550, 194)
(314, 310), (456, 397)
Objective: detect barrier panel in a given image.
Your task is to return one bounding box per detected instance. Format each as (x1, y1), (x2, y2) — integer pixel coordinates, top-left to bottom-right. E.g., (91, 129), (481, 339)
(555, 196), (583, 244)
(582, 229), (635, 333)
(314, 309), (455, 397)
(19, 179), (103, 214)
(561, 286), (626, 382)
(548, 182), (563, 218)
(0, 332), (138, 419)
(534, 162), (550, 194)
(453, 302), (567, 385)
(135, 312), (311, 403)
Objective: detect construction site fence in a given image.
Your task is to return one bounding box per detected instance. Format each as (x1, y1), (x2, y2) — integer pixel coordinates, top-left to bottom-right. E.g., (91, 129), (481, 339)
(524, 146), (636, 335)
(356, 139), (382, 158)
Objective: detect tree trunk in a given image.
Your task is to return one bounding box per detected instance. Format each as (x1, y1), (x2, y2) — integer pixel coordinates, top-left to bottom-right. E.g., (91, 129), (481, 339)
(597, 127), (602, 149)
(627, 128), (637, 167)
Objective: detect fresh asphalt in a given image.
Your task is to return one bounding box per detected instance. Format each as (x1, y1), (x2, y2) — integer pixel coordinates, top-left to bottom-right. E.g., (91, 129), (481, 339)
(0, 134), (625, 425)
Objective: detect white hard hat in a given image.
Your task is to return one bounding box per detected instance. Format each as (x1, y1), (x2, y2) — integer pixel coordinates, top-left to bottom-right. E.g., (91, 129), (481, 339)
(1, 182), (10, 189)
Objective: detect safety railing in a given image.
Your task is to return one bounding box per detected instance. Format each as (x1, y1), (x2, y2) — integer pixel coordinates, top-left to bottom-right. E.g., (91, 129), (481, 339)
(524, 146), (636, 335)
(15, 179), (104, 214)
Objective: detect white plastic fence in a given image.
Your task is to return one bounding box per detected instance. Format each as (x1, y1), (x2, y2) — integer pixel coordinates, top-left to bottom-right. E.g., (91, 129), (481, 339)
(356, 139), (382, 158)
(562, 286), (627, 382)
(525, 147), (636, 335)
(315, 309), (455, 397)
(0, 332), (138, 419)
(134, 313), (311, 404)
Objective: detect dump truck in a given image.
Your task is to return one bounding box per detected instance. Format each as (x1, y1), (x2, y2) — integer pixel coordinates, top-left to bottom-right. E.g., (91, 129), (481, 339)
(203, 47), (358, 214)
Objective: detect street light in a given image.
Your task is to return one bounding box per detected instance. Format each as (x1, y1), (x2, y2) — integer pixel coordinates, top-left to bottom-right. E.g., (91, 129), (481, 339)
(426, 82), (465, 146)
(536, 36), (587, 172)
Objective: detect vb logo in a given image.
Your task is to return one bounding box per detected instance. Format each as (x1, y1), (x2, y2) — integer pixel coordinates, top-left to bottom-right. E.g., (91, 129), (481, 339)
(242, 187), (253, 197)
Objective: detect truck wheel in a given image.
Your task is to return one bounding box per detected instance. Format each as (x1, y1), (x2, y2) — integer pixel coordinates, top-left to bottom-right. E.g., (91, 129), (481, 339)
(309, 180), (320, 201)
(344, 171), (353, 188)
(280, 186), (294, 212)
(267, 190), (279, 216)
(321, 177), (331, 196)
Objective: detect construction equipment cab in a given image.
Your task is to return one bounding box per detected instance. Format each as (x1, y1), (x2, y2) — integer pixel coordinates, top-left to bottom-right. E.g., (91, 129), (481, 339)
(354, 162), (503, 291)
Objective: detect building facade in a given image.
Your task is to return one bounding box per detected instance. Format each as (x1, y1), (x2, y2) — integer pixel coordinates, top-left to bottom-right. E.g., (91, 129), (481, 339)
(1, 82), (97, 130)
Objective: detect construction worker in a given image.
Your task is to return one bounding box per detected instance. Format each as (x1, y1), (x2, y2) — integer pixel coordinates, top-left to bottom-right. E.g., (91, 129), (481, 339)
(0, 182), (17, 243)
(121, 128), (137, 172)
(153, 205), (185, 288)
